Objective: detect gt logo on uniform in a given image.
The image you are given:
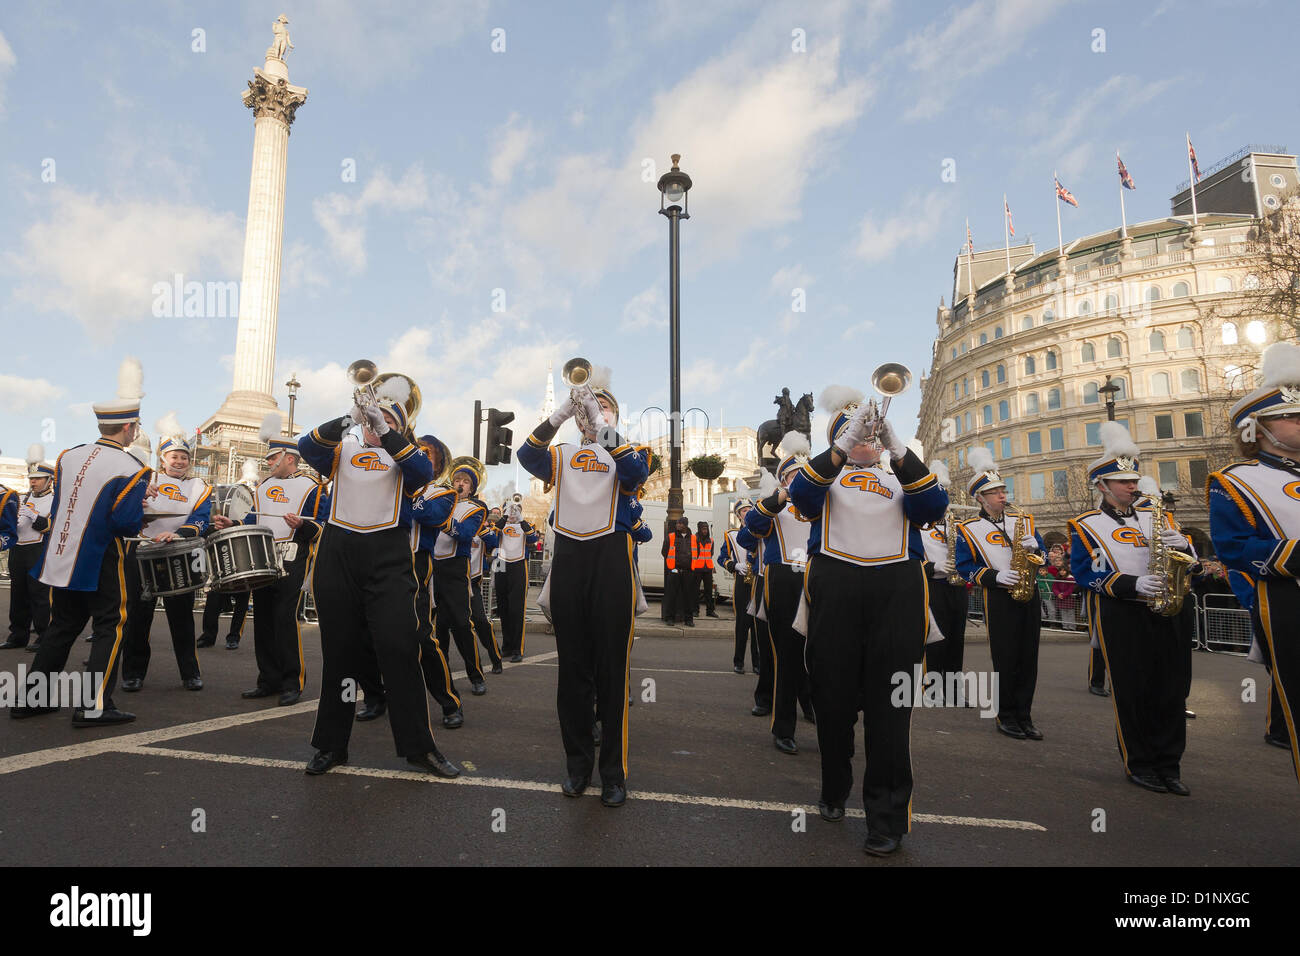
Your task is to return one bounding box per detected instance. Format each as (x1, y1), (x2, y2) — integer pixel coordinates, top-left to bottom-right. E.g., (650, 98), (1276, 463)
(1112, 527), (1149, 547)
(350, 452), (389, 472)
(929, 529), (945, 542)
(504, 527), (520, 537)
(986, 531), (1008, 547)
(267, 486), (289, 503)
(570, 449), (610, 473)
(158, 484), (186, 501)
(839, 472), (894, 498)
(1284, 480), (1300, 501)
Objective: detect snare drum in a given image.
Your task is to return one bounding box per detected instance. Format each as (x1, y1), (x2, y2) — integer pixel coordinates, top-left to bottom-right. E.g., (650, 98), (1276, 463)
(207, 525), (282, 593)
(213, 484), (256, 522)
(136, 538), (210, 599)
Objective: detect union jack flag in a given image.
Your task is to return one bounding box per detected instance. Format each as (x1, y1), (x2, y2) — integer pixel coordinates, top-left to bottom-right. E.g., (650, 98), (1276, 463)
(1005, 199), (1015, 237)
(1117, 154), (1136, 190)
(1188, 138), (1201, 181)
(1055, 178), (1078, 207)
(966, 222), (973, 251)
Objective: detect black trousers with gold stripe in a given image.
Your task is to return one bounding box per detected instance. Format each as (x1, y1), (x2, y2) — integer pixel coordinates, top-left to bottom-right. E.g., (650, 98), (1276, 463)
(765, 562), (812, 740)
(982, 587), (1041, 725)
(805, 556), (928, 839)
(925, 576), (968, 681)
(200, 589), (248, 644)
(434, 555), (484, 684)
(1253, 581), (1300, 782)
(250, 552), (309, 694)
(310, 526), (437, 758)
(29, 542), (131, 713)
(7, 542), (50, 646)
(550, 531), (635, 786)
(1255, 611), (1292, 743)
(732, 573), (759, 671)
(469, 576), (502, 668)
(496, 560), (528, 656)
(411, 550), (462, 715)
(1089, 593), (1186, 779)
(122, 586), (200, 683)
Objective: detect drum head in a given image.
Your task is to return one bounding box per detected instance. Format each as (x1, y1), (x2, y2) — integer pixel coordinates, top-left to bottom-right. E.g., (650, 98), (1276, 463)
(215, 484), (256, 522)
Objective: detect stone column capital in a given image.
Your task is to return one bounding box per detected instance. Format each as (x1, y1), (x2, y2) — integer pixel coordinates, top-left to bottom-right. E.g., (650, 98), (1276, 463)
(242, 68), (308, 128)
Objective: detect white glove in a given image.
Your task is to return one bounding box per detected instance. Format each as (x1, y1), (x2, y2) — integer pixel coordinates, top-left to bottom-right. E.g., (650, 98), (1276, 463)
(363, 405), (389, 436)
(995, 570), (1021, 588)
(875, 418), (906, 458)
(581, 392), (605, 431)
(548, 395), (575, 429)
(1159, 528), (1187, 549)
(834, 413), (870, 455)
(350, 404), (368, 428)
(1019, 535), (1039, 551)
(1135, 574), (1165, 597)
(735, 560), (750, 576)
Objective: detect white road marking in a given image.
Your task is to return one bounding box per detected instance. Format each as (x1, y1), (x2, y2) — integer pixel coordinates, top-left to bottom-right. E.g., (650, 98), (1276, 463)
(113, 744), (1046, 831)
(529, 662), (738, 676)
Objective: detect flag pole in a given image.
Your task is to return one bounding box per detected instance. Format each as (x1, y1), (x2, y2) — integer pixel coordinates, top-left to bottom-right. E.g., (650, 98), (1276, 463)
(1003, 194), (1011, 275)
(1118, 152), (1128, 239)
(1186, 132), (1199, 226)
(1054, 170), (1063, 255)
(965, 218), (974, 297)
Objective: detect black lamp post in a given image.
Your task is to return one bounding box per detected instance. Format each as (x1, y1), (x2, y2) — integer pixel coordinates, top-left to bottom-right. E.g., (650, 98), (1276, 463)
(657, 153), (692, 524)
(286, 373), (302, 435)
(1099, 374), (1120, 422)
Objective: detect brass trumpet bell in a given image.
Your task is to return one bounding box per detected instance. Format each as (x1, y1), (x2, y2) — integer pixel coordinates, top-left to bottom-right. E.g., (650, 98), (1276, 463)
(347, 359), (378, 387)
(562, 357), (592, 388)
(871, 363), (912, 398)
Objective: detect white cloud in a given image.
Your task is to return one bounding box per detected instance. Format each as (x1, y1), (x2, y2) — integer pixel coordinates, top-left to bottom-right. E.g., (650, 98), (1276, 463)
(853, 189), (955, 262)
(5, 190), (243, 337)
(620, 285), (665, 332)
(0, 30), (14, 115)
(313, 165), (430, 272)
(770, 264), (813, 295)
(682, 359), (723, 396)
(841, 319), (876, 340)
(0, 373), (65, 414)
(490, 114), (536, 186)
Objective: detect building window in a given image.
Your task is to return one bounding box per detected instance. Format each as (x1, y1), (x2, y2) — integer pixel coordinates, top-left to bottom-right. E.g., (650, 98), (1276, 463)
(1158, 461), (1179, 488)
(688, 489), (695, 503)
(1043, 307), (1055, 322)
(1030, 473), (1046, 500)
(979, 332), (988, 346)
(955, 415), (963, 436)
(1086, 422), (1102, 446)
(1104, 292), (1119, 311)
(981, 370), (990, 388)
(998, 400), (1010, 421)
(1151, 372), (1171, 396)
(1045, 350), (1057, 371)
(1155, 414), (1174, 439)
(1149, 330), (1166, 351)
(958, 449), (964, 467)
(1145, 286), (1162, 302)
(985, 440), (996, 459)
(1180, 369), (1200, 392)
(951, 347), (957, 359)
(1222, 322), (1238, 345)
(996, 364), (1006, 384)
(1000, 437), (1012, 459)
(1246, 320), (1268, 344)
(982, 405), (993, 426)
(1244, 274), (1261, 290)
(963, 379), (969, 397)
(1083, 382), (1099, 404)
(1081, 342), (1096, 362)
(729, 438), (737, 449)
(1185, 411), (1204, 437)
(964, 412), (972, 431)
(1077, 299), (1092, 316)
(953, 382), (959, 401)
(1189, 459), (1209, 490)
(1215, 276), (1233, 293)
(1021, 315), (1033, 331)
(1028, 430), (1042, 454)
(1172, 281), (1190, 297)
(994, 326), (1004, 339)
(1053, 470), (1068, 498)
(1024, 355), (1036, 375)
(961, 341), (968, 354)
(1025, 393), (1039, 414)
(1111, 377), (1127, 399)
(1049, 427), (1064, 451)
(1047, 388), (1061, 410)
(1224, 364), (1244, 388)
(1107, 337), (1122, 358)
(1004, 475), (1016, 500)
(1177, 327), (1194, 349)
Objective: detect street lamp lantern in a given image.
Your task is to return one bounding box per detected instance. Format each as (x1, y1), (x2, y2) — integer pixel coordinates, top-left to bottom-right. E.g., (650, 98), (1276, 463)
(656, 154), (692, 523)
(1099, 374), (1121, 422)
(285, 372), (302, 435)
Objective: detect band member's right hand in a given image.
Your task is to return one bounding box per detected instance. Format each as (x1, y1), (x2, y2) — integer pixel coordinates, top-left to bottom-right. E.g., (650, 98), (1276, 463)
(362, 405), (390, 435)
(776, 488), (789, 505)
(834, 414), (869, 455)
(350, 404), (368, 428)
(212, 514), (234, 529)
(145, 482), (159, 499)
(284, 512), (303, 530)
(549, 395), (576, 427)
(1135, 574), (1165, 597)
(995, 569), (1021, 588)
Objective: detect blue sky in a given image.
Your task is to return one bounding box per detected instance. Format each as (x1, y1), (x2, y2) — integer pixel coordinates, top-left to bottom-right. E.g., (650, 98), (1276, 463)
(0, 0), (1291, 484)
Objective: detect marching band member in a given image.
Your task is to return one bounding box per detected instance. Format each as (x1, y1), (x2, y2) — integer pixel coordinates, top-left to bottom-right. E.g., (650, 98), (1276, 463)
(718, 497), (760, 676)
(434, 461), (490, 694)
(789, 389), (946, 856)
(518, 376), (649, 806)
(121, 421), (211, 692)
(955, 447), (1046, 741)
(735, 516), (771, 715)
(199, 462), (259, 649)
(296, 396), (459, 778)
(17, 363), (151, 726)
(2, 447), (55, 650)
(920, 460), (968, 701)
(1209, 342), (1300, 783)
(469, 515), (503, 674)
(1070, 422), (1196, 794)
(493, 497), (541, 662)
(213, 414), (325, 706)
(745, 437), (815, 755)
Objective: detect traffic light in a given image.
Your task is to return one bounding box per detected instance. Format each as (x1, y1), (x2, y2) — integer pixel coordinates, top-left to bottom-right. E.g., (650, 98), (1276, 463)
(485, 407), (514, 466)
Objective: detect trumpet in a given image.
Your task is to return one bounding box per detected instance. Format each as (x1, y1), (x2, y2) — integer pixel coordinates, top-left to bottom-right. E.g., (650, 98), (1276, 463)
(506, 492), (524, 522)
(562, 356), (600, 436)
(865, 362), (912, 439)
(346, 359), (422, 433)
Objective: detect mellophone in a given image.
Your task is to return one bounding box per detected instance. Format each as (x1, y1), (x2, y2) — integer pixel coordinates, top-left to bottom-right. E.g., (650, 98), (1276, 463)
(132, 483), (285, 599)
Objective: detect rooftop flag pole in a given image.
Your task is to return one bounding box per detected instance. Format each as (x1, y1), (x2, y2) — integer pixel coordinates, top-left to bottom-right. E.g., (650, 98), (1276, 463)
(965, 218), (974, 296)
(1186, 132), (1200, 225)
(1054, 170), (1063, 255)
(1116, 151), (1136, 238)
(1003, 194), (1012, 275)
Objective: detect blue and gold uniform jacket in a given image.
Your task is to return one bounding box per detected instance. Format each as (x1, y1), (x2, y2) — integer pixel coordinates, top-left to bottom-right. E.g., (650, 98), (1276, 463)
(1209, 454), (1300, 587)
(955, 510), (1046, 589)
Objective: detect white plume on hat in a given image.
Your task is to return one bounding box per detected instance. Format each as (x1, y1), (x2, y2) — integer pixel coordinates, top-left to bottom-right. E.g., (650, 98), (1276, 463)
(588, 365), (613, 390)
(26, 444), (45, 467)
(375, 376), (410, 405)
(929, 459), (951, 488)
(779, 431), (810, 457)
(967, 446), (995, 476)
(240, 459), (260, 483)
(1098, 421), (1140, 459)
(155, 412), (184, 439)
(757, 468), (779, 497)
(259, 412), (283, 443)
(1137, 475), (1160, 497)
(819, 385), (864, 415)
(1259, 342), (1300, 388)
(117, 357), (144, 400)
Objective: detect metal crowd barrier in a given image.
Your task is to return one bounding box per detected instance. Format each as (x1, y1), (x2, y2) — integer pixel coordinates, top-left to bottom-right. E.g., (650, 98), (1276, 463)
(1198, 592), (1251, 655)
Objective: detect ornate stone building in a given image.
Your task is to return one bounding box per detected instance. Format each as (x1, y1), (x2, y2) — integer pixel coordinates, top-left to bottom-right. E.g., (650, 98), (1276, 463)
(638, 425), (760, 506)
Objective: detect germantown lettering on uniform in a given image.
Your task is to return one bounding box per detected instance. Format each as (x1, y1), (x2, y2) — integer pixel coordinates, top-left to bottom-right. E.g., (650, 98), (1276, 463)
(57, 447), (101, 555)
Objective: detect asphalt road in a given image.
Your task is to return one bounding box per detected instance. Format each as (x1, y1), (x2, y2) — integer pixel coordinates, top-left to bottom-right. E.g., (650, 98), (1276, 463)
(1, 590), (1295, 867)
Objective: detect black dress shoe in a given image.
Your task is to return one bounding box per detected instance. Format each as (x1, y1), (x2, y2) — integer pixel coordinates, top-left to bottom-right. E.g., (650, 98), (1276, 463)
(817, 801), (844, 822)
(1127, 773), (1168, 793)
(26, 642), (40, 652)
(1184, 709), (1196, 719)
(774, 736), (798, 755)
(1021, 721), (1043, 740)
(1161, 775), (1191, 796)
(278, 689), (302, 706)
(561, 775), (590, 797)
(225, 639), (240, 650)
(509, 654), (523, 663)
(442, 709), (464, 729)
(72, 707), (135, 728)
(600, 783), (627, 807)
(490, 663), (503, 675)
(1088, 684), (1110, 697)
(242, 687), (276, 699)
(683, 620), (695, 628)
(183, 677), (203, 691)
(470, 681), (487, 696)
(196, 637), (216, 648)
(863, 833), (901, 857)
(996, 719), (1027, 739)
(121, 677), (143, 692)
(1265, 733), (1293, 749)
(751, 704), (772, 717)
(751, 665), (761, 675)
(407, 749), (460, 778)
(0, 639), (27, 649)
(733, 664), (745, 674)
(305, 749), (347, 775)
(706, 611), (719, 618)
(10, 705), (58, 719)
(356, 698), (387, 721)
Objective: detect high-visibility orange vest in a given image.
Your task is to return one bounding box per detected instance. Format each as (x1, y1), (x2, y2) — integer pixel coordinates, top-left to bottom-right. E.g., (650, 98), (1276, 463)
(665, 533), (698, 570)
(693, 539), (713, 570)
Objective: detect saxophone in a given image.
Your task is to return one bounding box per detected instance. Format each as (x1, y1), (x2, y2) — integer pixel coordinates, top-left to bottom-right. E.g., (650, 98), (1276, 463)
(1007, 507), (1044, 603)
(1145, 495), (1194, 616)
(944, 513), (964, 584)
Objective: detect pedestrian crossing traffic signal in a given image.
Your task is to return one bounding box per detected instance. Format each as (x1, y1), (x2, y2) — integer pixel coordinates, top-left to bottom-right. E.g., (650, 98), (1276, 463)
(485, 408), (514, 466)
